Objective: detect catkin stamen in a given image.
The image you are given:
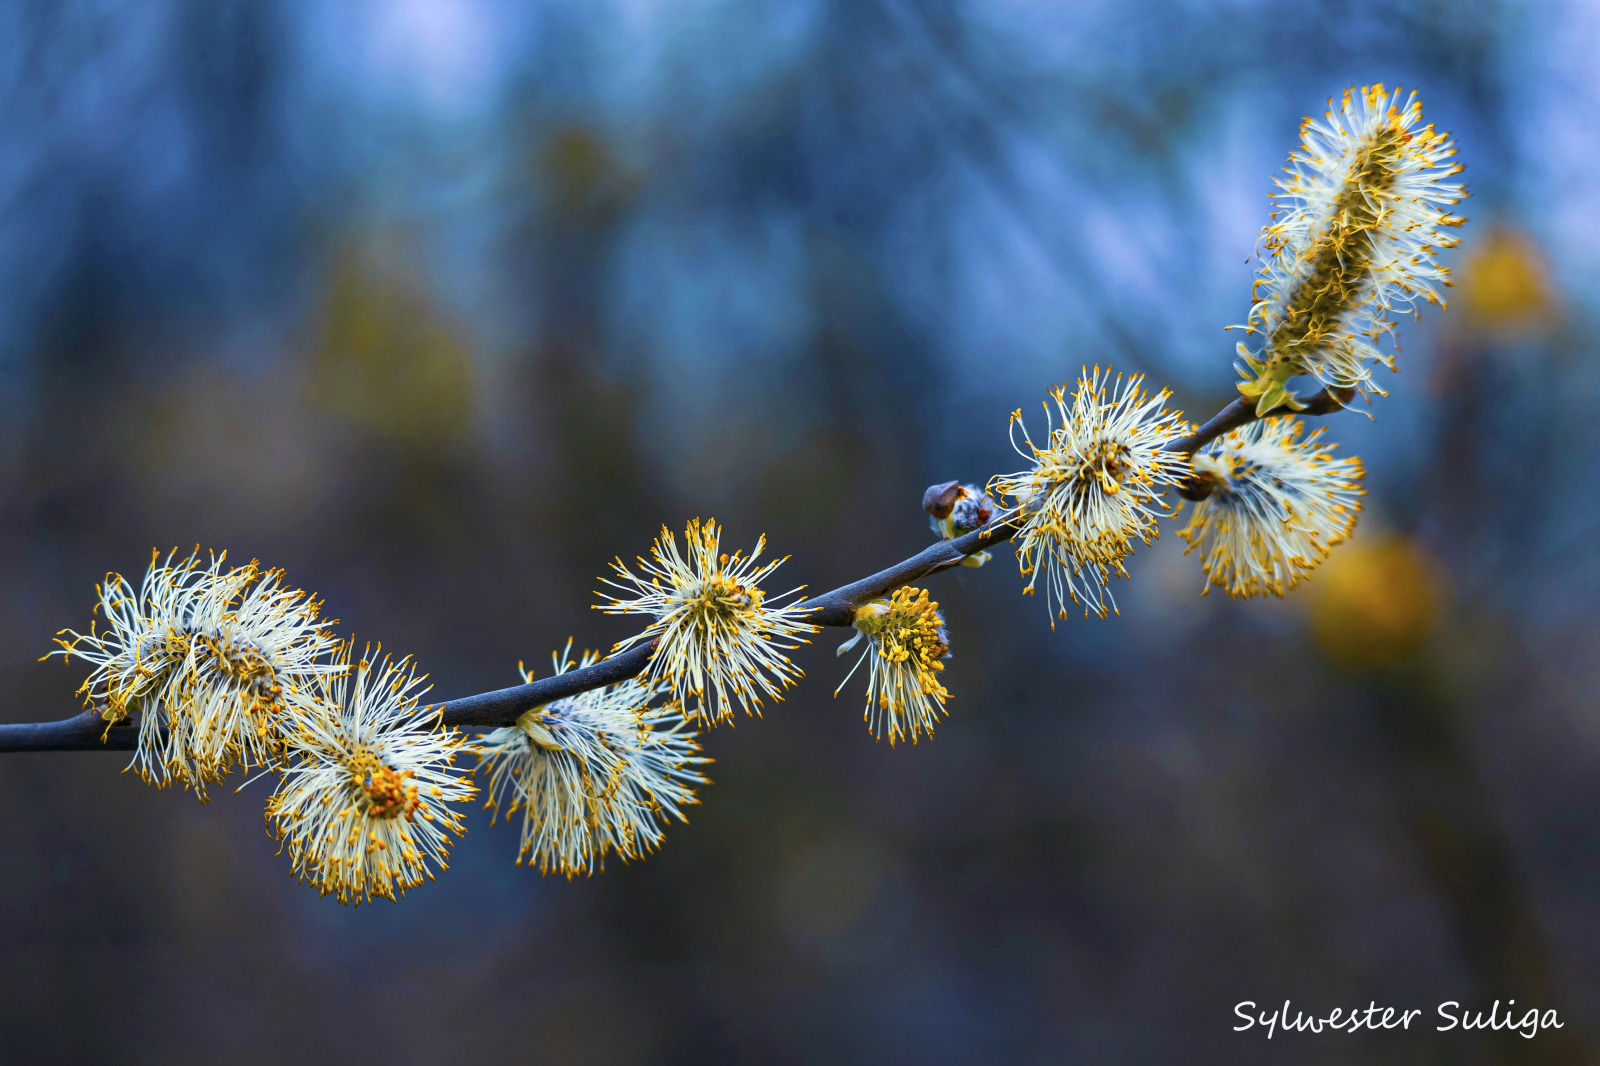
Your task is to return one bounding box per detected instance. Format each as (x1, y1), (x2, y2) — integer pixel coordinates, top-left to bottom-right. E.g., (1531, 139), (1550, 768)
(1268, 124), (1408, 363)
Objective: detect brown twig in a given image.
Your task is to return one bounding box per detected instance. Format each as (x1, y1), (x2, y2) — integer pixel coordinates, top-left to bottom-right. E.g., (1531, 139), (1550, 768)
(1168, 386), (1355, 500)
(1, 518), (1025, 747)
(0, 383), (1354, 748)
(433, 516), (1023, 729)
(1167, 386), (1353, 457)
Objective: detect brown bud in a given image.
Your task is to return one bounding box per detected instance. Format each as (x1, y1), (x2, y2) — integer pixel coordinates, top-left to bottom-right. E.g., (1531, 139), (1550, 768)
(1176, 470), (1223, 502)
(1303, 385), (1358, 415)
(922, 480), (962, 519)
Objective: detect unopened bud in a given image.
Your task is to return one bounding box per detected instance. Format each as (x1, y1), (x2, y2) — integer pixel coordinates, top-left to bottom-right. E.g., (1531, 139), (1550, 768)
(934, 480), (992, 531)
(922, 481), (962, 519)
(949, 490), (994, 534)
(1177, 453), (1230, 502)
(927, 483), (997, 542)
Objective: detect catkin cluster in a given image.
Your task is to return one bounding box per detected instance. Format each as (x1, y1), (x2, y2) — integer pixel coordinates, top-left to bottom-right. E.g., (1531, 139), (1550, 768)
(50, 550), (704, 903)
(44, 85), (1465, 904)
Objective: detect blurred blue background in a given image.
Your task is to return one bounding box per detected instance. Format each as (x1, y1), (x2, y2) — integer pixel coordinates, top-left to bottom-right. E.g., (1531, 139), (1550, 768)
(1, 1), (1597, 1062)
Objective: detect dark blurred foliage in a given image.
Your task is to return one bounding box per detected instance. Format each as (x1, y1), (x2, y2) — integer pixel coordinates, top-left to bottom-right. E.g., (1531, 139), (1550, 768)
(2, 1), (1599, 1062)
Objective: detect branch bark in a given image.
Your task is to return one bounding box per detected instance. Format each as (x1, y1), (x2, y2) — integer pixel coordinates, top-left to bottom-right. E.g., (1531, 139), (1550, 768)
(0, 707), (138, 752)
(1167, 386), (1355, 500)
(1166, 386), (1353, 458)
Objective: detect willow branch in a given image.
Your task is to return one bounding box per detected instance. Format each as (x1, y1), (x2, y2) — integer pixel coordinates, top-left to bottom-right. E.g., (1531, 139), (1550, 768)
(0, 519), (1025, 750)
(0, 383), (1354, 751)
(0, 707), (138, 752)
(433, 517), (1022, 729)
(435, 642), (659, 730)
(1168, 386), (1353, 500)
(1167, 386), (1353, 457)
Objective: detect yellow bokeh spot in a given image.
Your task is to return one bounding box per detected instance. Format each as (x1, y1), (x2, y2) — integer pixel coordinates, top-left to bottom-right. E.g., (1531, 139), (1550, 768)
(1310, 537), (1443, 669)
(311, 237), (476, 449)
(541, 126), (623, 216)
(1456, 227), (1555, 334)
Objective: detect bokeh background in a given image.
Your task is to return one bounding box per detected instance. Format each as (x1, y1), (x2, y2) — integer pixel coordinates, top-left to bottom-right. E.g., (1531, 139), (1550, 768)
(0, 0), (1596, 1062)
